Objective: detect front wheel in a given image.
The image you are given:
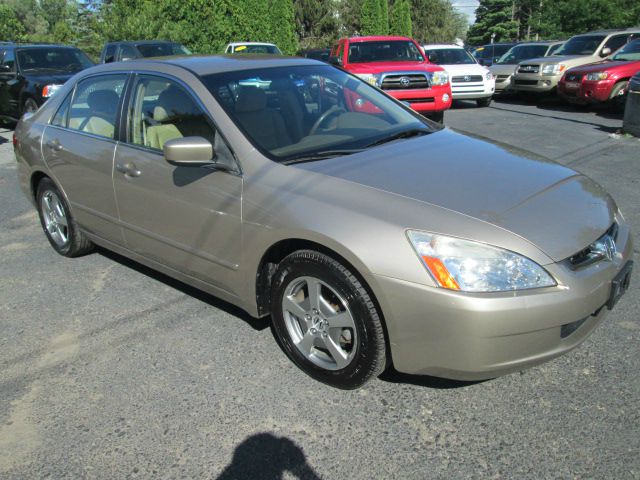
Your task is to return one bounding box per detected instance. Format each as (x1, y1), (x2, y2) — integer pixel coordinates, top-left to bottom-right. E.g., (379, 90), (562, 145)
(609, 81), (628, 113)
(271, 250), (387, 389)
(36, 178), (94, 257)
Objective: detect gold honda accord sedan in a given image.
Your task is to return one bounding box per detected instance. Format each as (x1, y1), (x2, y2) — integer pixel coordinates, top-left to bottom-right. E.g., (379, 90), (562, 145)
(14, 56), (633, 389)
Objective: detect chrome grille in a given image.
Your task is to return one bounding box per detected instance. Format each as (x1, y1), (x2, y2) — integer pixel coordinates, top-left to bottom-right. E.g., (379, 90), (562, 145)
(496, 75), (510, 82)
(380, 74), (429, 90)
(565, 72), (583, 82)
(518, 64), (540, 74)
(451, 75), (483, 83)
(567, 223), (619, 269)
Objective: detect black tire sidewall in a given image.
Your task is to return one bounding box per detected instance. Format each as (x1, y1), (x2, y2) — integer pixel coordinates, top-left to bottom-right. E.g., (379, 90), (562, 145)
(271, 251), (386, 389)
(36, 179), (75, 256)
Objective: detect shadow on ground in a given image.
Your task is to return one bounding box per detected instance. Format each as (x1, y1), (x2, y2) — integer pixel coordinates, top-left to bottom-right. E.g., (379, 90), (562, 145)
(379, 367), (487, 389)
(217, 433), (322, 480)
(97, 247), (269, 331)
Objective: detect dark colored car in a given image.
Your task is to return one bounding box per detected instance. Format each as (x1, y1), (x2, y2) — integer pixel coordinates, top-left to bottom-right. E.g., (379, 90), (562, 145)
(558, 39), (640, 110)
(0, 43), (93, 122)
(623, 69), (640, 136)
(99, 40), (191, 63)
(298, 48), (331, 62)
(471, 42), (518, 66)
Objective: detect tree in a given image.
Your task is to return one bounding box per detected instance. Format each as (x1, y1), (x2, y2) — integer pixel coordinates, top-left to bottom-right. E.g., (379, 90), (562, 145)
(294, 0), (339, 48)
(390, 0), (412, 37)
(361, 0), (384, 36)
(268, 0), (298, 54)
(379, 0), (389, 35)
(466, 0), (518, 45)
(412, 0), (468, 43)
(0, 3), (25, 41)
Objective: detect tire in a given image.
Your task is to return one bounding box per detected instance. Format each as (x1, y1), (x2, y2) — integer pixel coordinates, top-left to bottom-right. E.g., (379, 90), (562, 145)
(476, 97), (492, 107)
(270, 250), (387, 389)
(609, 81), (628, 113)
(22, 97), (39, 115)
(36, 178), (94, 257)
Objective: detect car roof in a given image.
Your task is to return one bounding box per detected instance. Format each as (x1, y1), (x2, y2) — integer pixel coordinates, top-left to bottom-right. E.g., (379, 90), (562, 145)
(345, 36), (413, 43)
(86, 55), (323, 76)
(574, 29), (640, 36)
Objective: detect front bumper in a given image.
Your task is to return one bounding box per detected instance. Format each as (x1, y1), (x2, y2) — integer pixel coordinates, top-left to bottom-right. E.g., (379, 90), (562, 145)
(374, 224), (633, 380)
(450, 79), (495, 100)
(494, 74), (513, 93)
(512, 73), (561, 93)
(385, 85), (452, 113)
(558, 79), (614, 104)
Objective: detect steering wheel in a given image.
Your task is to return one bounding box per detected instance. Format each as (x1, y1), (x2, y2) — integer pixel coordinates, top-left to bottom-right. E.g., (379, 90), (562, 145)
(309, 106), (346, 135)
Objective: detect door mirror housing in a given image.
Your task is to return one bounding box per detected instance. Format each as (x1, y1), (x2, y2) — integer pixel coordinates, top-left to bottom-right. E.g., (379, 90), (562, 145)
(600, 47), (612, 57)
(0, 64), (12, 73)
(427, 52), (438, 63)
(164, 136), (215, 166)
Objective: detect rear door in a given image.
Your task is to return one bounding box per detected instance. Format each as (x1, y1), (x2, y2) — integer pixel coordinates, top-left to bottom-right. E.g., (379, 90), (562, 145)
(42, 73), (128, 244)
(112, 73), (242, 294)
(0, 48), (19, 118)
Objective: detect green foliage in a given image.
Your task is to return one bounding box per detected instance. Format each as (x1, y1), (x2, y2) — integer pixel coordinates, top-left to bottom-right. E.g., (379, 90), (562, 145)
(411, 0), (468, 43)
(361, 0), (383, 36)
(294, 0), (339, 48)
(390, 0), (412, 37)
(379, 0), (389, 35)
(0, 3), (24, 41)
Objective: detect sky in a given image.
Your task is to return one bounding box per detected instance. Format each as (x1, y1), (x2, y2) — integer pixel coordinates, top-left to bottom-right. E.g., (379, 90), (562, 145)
(451, 0), (480, 24)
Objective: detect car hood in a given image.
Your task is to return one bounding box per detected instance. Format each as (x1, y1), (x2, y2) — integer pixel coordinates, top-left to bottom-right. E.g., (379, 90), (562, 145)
(523, 55), (599, 68)
(347, 61), (443, 74)
(293, 129), (614, 262)
(23, 70), (76, 84)
(440, 63), (488, 75)
(490, 63), (518, 75)
(568, 59), (640, 74)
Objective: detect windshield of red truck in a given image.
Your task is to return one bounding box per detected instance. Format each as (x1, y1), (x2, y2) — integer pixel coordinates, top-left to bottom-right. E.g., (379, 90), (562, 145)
(348, 41), (424, 63)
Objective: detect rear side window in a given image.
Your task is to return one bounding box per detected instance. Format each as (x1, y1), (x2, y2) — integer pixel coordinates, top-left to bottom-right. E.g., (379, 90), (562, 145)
(67, 75), (127, 139)
(127, 75), (216, 151)
(51, 92), (72, 127)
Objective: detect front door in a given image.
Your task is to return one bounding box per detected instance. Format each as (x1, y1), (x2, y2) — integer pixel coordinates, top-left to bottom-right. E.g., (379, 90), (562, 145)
(42, 73), (128, 244)
(112, 74), (242, 295)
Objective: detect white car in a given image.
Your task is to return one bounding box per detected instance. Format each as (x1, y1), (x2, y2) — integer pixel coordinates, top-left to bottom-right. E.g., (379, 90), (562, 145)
(423, 44), (495, 107)
(224, 42), (282, 55)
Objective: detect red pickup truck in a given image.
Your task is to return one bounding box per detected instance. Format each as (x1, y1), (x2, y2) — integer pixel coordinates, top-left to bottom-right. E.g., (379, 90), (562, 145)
(330, 36), (452, 122)
(558, 39), (640, 111)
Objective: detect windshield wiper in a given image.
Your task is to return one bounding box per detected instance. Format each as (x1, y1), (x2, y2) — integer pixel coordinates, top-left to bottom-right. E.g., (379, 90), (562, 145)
(365, 128), (430, 148)
(282, 149), (364, 165)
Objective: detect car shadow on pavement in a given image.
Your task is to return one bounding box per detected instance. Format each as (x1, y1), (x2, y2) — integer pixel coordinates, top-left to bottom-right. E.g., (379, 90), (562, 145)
(379, 367), (488, 389)
(217, 433), (322, 480)
(97, 247), (269, 331)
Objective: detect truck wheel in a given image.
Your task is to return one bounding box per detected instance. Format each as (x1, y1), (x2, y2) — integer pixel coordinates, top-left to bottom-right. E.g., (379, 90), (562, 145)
(609, 81), (628, 113)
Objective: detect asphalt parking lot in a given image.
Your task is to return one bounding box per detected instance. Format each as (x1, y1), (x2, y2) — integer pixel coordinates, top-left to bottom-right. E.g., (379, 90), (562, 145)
(1, 97), (639, 479)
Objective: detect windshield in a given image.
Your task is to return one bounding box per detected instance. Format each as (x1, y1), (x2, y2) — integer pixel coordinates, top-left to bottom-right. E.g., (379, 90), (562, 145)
(17, 47), (93, 72)
(424, 48), (475, 65)
(610, 40), (640, 61)
(554, 35), (606, 56)
(496, 44), (549, 64)
(233, 44), (282, 54)
(202, 65), (434, 162)
(474, 44), (513, 61)
(348, 40), (424, 63)
(136, 43), (191, 57)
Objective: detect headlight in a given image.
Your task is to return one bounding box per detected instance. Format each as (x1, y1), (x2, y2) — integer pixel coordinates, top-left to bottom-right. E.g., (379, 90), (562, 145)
(585, 71), (609, 81)
(542, 64), (566, 75)
(406, 231), (556, 292)
(355, 73), (380, 86)
(429, 71), (449, 86)
(485, 71), (493, 81)
(42, 84), (64, 98)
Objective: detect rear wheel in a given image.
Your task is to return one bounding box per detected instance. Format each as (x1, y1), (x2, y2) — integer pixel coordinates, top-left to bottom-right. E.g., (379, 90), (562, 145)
(271, 250), (387, 389)
(36, 178), (94, 257)
(476, 97), (492, 107)
(609, 81), (629, 113)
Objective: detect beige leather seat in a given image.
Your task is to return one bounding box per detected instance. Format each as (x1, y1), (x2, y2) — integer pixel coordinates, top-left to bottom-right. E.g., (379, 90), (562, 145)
(234, 86), (291, 150)
(146, 86), (185, 150)
(79, 90), (119, 138)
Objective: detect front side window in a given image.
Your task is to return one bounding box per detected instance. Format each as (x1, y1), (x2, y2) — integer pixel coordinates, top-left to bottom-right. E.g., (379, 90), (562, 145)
(67, 75), (127, 139)
(118, 45), (139, 61)
(610, 39), (640, 61)
(202, 65), (435, 163)
(547, 43), (563, 55)
(16, 48), (93, 73)
(103, 45), (117, 63)
(555, 35), (606, 56)
(603, 35), (630, 54)
(496, 45), (548, 64)
(127, 75), (216, 152)
(348, 41), (424, 63)
(424, 48), (475, 65)
(1, 48), (16, 72)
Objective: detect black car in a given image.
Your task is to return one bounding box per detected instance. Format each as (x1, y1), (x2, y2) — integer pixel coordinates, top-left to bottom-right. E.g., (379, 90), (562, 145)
(471, 42), (518, 66)
(99, 40), (191, 63)
(0, 43), (94, 122)
(297, 48), (331, 62)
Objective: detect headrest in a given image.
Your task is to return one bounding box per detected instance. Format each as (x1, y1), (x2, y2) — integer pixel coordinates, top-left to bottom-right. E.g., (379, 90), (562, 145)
(153, 85), (191, 122)
(87, 90), (119, 116)
(235, 86), (267, 113)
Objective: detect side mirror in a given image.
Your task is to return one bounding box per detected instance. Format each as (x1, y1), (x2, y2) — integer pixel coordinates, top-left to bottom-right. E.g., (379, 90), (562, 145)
(164, 136), (215, 166)
(428, 52), (438, 63)
(0, 64), (12, 73)
(600, 47), (611, 57)
(329, 56), (342, 67)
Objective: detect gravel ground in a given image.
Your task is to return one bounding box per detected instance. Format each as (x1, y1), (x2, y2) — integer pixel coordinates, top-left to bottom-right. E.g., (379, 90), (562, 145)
(0, 96), (638, 479)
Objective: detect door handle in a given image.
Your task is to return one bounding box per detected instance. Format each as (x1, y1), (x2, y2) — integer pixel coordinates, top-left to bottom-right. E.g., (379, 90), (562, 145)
(115, 162), (141, 178)
(46, 139), (63, 151)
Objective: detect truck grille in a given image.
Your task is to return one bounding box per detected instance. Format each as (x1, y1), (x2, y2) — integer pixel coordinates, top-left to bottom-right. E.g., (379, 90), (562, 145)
(565, 72), (583, 82)
(451, 75), (483, 83)
(518, 64), (540, 74)
(380, 74), (429, 90)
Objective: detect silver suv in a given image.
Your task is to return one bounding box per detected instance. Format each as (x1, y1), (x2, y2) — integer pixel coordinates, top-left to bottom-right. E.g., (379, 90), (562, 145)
(512, 29), (640, 94)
